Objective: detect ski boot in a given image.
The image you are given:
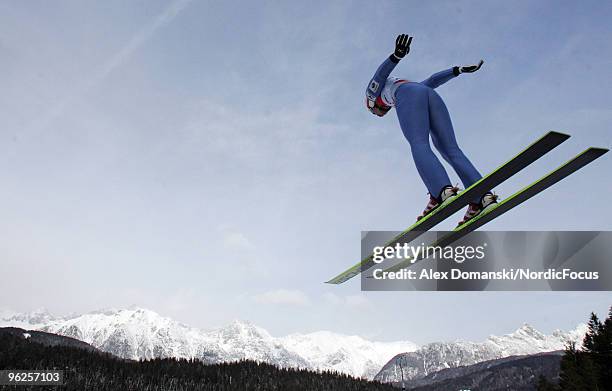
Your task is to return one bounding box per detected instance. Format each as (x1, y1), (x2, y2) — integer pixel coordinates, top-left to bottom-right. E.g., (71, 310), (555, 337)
(417, 185), (459, 221)
(457, 192), (498, 226)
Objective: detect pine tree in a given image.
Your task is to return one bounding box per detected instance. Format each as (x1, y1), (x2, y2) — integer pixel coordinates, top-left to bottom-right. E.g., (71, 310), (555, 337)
(597, 306), (612, 390)
(559, 342), (584, 390)
(556, 306), (612, 391)
(582, 312), (602, 353)
(536, 374), (558, 391)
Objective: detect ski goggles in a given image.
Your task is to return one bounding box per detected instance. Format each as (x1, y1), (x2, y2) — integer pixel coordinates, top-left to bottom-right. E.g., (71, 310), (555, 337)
(366, 96), (391, 117)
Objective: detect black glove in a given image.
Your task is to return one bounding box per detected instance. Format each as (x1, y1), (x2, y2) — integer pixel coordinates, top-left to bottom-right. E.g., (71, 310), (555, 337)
(455, 60), (484, 75)
(393, 34), (413, 60)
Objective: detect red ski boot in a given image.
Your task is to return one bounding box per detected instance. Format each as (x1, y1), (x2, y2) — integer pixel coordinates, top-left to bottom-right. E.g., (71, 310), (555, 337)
(457, 192), (498, 226)
(417, 185), (459, 221)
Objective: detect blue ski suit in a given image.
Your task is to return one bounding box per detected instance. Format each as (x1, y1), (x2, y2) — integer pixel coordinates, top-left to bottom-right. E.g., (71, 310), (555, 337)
(366, 55), (482, 201)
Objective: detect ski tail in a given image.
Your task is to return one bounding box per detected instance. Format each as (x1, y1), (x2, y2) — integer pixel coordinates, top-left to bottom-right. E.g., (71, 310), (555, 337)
(376, 147), (609, 275)
(325, 131), (570, 285)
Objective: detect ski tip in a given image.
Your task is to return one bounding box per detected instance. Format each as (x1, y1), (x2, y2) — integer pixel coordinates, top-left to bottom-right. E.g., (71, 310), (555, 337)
(583, 147), (609, 161)
(546, 130), (571, 140)
(587, 147), (609, 155)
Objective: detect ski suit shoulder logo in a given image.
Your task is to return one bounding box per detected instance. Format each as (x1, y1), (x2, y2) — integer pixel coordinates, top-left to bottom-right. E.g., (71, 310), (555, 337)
(368, 80), (380, 93)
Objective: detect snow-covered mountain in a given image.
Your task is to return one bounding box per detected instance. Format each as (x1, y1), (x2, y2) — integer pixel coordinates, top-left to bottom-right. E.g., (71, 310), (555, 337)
(0, 308), (59, 329)
(0, 307), (586, 382)
(0, 307), (416, 380)
(374, 323), (586, 384)
(280, 331), (417, 379)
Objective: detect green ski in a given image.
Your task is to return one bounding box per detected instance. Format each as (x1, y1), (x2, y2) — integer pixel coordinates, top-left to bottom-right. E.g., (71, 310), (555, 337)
(374, 147), (609, 276)
(326, 131), (570, 285)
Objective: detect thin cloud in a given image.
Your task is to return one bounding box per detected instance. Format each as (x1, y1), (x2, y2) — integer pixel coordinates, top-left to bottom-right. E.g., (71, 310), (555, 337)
(223, 232), (254, 251)
(323, 292), (373, 310)
(253, 289), (312, 307)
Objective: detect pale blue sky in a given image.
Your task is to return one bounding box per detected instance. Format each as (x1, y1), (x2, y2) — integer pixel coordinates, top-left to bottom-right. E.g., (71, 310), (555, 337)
(0, 0), (610, 344)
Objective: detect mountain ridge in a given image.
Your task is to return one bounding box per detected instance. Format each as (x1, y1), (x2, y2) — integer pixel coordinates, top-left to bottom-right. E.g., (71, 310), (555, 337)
(374, 323), (585, 383)
(0, 307), (584, 382)
(0, 307), (416, 380)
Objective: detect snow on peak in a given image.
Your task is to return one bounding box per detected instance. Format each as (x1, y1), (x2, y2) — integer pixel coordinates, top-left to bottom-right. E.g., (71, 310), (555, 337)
(221, 320), (270, 338)
(512, 323), (545, 339)
(483, 323), (578, 357)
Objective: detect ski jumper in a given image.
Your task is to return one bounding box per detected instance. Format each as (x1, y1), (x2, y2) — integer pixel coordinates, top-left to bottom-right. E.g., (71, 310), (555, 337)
(366, 55), (482, 201)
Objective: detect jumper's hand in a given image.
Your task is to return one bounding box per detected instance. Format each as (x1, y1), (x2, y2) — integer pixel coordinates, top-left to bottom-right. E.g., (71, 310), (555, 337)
(459, 60), (484, 74)
(394, 34), (413, 59)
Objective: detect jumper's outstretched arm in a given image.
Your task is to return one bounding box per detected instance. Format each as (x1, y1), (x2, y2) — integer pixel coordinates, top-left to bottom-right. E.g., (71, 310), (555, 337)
(421, 60), (484, 89)
(420, 68), (457, 89)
